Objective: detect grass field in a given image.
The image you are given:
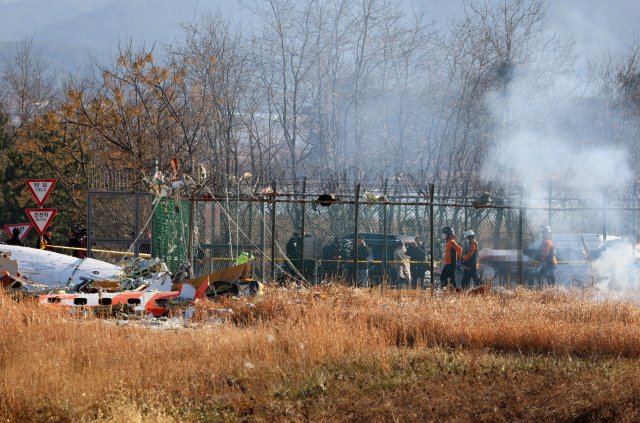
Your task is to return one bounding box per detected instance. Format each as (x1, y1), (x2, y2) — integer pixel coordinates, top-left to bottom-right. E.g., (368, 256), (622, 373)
(2, 286), (640, 422)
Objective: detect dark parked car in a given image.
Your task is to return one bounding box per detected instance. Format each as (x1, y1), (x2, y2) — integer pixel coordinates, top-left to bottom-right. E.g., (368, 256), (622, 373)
(321, 233), (431, 283)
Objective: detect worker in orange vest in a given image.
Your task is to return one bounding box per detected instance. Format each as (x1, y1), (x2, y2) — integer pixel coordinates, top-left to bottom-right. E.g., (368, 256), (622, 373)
(538, 225), (557, 286)
(440, 226), (462, 289)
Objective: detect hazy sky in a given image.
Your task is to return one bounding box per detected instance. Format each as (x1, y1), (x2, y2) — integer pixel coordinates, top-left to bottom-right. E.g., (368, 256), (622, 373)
(414, 0), (638, 63)
(0, 0), (638, 70)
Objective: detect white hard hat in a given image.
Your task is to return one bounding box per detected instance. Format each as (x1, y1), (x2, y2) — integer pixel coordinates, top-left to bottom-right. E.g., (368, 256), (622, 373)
(539, 225), (551, 233)
(464, 230), (475, 238)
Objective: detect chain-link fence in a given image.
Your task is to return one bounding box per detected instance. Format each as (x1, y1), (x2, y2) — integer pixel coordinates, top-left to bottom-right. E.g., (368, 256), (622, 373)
(84, 184), (640, 290)
(86, 192), (153, 263)
(151, 199), (190, 272)
(158, 192), (639, 290)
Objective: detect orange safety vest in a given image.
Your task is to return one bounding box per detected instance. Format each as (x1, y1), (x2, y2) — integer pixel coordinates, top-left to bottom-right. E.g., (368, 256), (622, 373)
(444, 238), (462, 265)
(540, 238), (557, 266)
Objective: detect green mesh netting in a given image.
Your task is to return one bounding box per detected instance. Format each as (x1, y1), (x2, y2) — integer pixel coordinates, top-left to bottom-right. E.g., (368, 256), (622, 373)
(152, 199), (191, 272)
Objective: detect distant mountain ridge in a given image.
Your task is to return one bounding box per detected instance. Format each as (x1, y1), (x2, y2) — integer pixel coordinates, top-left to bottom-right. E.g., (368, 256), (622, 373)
(0, 0), (113, 41)
(0, 0), (240, 70)
(35, 0), (208, 49)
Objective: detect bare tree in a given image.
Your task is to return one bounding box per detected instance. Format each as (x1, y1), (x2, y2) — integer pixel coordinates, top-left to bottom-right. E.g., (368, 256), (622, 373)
(16, 0), (640, 197)
(171, 12), (254, 179)
(1, 34), (57, 130)
(248, 0), (327, 186)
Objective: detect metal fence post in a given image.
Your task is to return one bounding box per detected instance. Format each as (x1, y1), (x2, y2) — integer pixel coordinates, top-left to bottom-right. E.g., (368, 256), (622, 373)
(429, 184), (435, 294)
(463, 179), (469, 231)
(383, 179), (389, 285)
(301, 177), (307, 279)
(270, 182), (277, 282)
(87, 192), (92, 258)
(248, 202), (253, 244)
(260, 200), (266, 281)
(236, 180), (239, 258)
(134, 193), (140, 258)
(189, 194), (194, 267)
(517, 185), (524, 287)
(353, 183), (361, 287)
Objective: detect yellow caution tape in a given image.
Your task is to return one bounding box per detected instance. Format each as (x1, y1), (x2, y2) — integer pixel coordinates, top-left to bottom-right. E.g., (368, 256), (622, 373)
(195, 257), (595, 265)
(45, 246), (598, 266)
(48, 245), (151, 258)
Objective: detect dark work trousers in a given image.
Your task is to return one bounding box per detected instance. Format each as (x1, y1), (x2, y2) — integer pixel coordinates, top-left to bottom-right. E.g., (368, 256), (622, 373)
(461, 267), (482, 289)
(539, 265), (557, 286)
(285, 259), (302, 280)
(440, 264), (457, 288)
(411, 265), (427, 288)
(397, 277), (410, 289)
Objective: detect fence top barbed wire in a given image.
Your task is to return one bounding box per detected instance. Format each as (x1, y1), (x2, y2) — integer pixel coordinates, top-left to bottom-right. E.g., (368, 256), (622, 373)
(198, 174), (640, 204)
(89, 168), (146, 192)
(88, 165), (640, 205)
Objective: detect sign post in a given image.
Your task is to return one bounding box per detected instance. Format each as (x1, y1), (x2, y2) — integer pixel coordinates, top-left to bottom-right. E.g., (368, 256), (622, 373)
(25, 179), (56, 248)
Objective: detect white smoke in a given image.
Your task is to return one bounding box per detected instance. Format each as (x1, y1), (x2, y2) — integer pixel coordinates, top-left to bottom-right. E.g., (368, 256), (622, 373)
(480, 57), (640, 300)
(481, 67), (634, 194)
(592, 242), (640, 300)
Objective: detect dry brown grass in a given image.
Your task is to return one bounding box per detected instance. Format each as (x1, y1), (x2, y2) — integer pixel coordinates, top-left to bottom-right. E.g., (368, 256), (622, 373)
(2, 286), (640, 421)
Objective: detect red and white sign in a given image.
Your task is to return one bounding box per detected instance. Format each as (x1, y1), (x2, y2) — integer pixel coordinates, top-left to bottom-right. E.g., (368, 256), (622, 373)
(25, 209), (57, 236)
(25, 179), (56, 206)
(4, 223), (33, 240)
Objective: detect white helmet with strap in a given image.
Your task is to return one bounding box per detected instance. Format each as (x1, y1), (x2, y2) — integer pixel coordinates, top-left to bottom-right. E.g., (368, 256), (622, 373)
(464, 230), (475, 239)
(539, 225), (551, 234)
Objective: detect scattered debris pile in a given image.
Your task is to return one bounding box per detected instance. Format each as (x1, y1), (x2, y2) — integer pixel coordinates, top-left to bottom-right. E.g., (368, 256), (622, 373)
(0, 245), (263, 323)
(117, 257), (172, 291)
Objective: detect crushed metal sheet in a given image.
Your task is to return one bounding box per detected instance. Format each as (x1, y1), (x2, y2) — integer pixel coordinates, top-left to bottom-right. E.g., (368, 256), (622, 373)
(1, 272), (48, 294)
(0, 251), (20, 276)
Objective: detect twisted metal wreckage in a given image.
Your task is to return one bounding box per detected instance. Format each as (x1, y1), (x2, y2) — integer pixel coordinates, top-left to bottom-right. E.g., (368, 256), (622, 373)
(0, 246), (262, 319)
(0, 169), (264, 320)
